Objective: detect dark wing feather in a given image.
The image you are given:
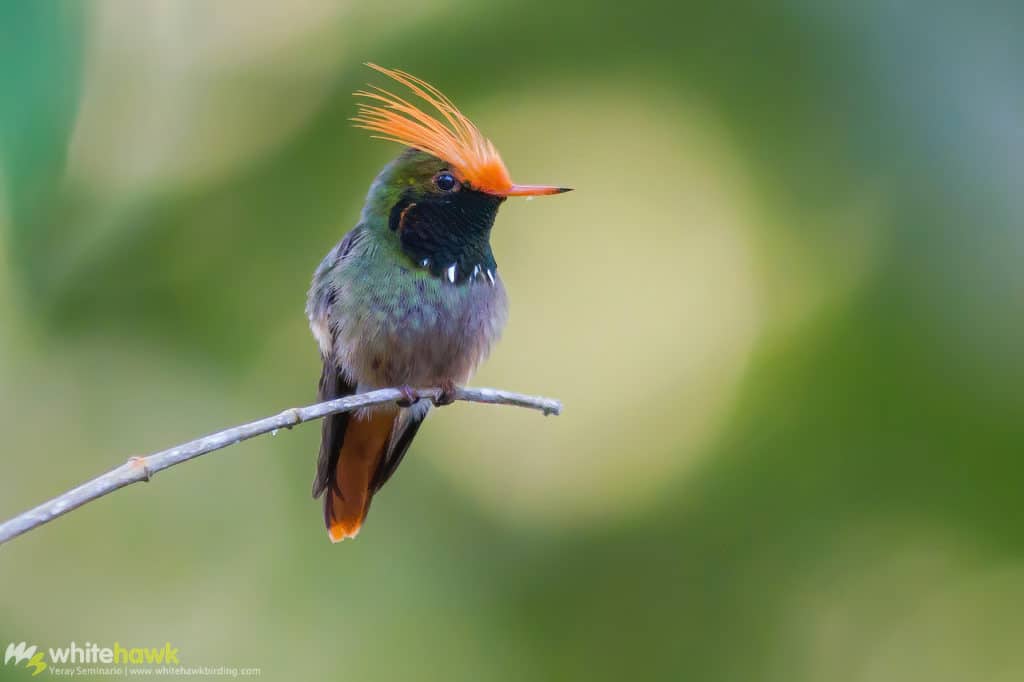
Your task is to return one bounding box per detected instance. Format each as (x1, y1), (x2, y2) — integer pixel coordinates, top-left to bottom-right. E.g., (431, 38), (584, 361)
(311, 358), (357, 498)
(309, 226), (366, 499)
(370, 409), (427, 493)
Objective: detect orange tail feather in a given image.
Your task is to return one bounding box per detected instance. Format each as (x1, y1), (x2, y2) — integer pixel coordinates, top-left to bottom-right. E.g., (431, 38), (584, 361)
(324, 408), (395, 542)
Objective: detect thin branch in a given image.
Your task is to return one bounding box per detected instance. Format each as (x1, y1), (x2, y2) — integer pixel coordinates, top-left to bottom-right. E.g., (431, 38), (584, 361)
(0, 386), (561, 547)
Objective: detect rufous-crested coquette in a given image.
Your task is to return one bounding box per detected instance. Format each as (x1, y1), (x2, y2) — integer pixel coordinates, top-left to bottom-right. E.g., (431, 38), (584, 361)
(306, 64), (570, 542)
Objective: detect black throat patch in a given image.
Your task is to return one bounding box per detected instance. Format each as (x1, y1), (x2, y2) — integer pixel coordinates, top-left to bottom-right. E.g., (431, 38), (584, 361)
(389, 188), (503, 284)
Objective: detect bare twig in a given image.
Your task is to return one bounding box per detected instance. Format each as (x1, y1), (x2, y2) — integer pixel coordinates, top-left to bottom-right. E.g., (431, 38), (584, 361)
(0, 386), (561, 547)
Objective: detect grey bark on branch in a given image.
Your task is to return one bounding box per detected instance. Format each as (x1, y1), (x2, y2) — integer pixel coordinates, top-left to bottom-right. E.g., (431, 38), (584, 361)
(0, 386), (562, 547)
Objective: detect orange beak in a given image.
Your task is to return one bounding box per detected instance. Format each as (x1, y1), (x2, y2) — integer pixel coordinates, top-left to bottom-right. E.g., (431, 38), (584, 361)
(503, 184), (573, 197)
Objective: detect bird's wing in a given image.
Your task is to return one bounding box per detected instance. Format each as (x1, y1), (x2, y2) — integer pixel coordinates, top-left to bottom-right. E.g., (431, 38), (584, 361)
(311, 359), (357, 499)
(309, 227), (366, 500)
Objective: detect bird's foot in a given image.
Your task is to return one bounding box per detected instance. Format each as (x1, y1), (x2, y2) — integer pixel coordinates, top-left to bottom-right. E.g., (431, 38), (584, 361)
(395, 385), (420, 408)
(432, 380), (458, 407)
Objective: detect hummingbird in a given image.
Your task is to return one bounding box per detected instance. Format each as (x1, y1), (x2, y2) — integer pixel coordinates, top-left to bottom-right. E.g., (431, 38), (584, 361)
(306, 64), (570, 542)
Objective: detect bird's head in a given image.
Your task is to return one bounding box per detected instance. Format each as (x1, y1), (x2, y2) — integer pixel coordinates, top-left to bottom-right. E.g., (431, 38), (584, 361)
(353, 64), (570, 283)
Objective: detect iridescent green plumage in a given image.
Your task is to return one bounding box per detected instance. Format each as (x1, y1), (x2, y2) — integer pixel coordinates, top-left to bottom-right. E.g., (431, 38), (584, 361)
(306, 64), (568, 543)
(307, 150), (509, 542)
(308, 150), (508, 386)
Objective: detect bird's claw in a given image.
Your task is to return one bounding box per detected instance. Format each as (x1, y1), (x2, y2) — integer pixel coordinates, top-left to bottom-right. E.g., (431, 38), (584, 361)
(395, 385), (420, 407)
(432, 380), (457, 407)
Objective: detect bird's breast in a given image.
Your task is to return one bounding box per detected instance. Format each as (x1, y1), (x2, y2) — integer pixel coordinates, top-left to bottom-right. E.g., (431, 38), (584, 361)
(329, 264), (508, 390)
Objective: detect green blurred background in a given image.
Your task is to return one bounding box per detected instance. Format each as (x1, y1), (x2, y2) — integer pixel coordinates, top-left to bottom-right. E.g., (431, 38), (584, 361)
(2, 1), (1022, 680)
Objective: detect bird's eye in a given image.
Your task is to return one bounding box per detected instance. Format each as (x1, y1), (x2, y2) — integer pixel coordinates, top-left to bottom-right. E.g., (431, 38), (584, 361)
(434, 172), (459, 192)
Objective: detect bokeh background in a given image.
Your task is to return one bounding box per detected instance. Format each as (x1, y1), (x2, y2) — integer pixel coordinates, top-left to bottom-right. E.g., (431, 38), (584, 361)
(2, 1), (1023, 680)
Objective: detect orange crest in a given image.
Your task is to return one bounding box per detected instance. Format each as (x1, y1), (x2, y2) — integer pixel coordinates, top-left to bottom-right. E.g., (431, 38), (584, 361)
(352, 63), (515, 195)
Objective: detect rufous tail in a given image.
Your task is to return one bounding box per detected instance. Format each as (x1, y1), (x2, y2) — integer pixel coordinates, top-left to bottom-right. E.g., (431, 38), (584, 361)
(324, 408), (395, 542)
